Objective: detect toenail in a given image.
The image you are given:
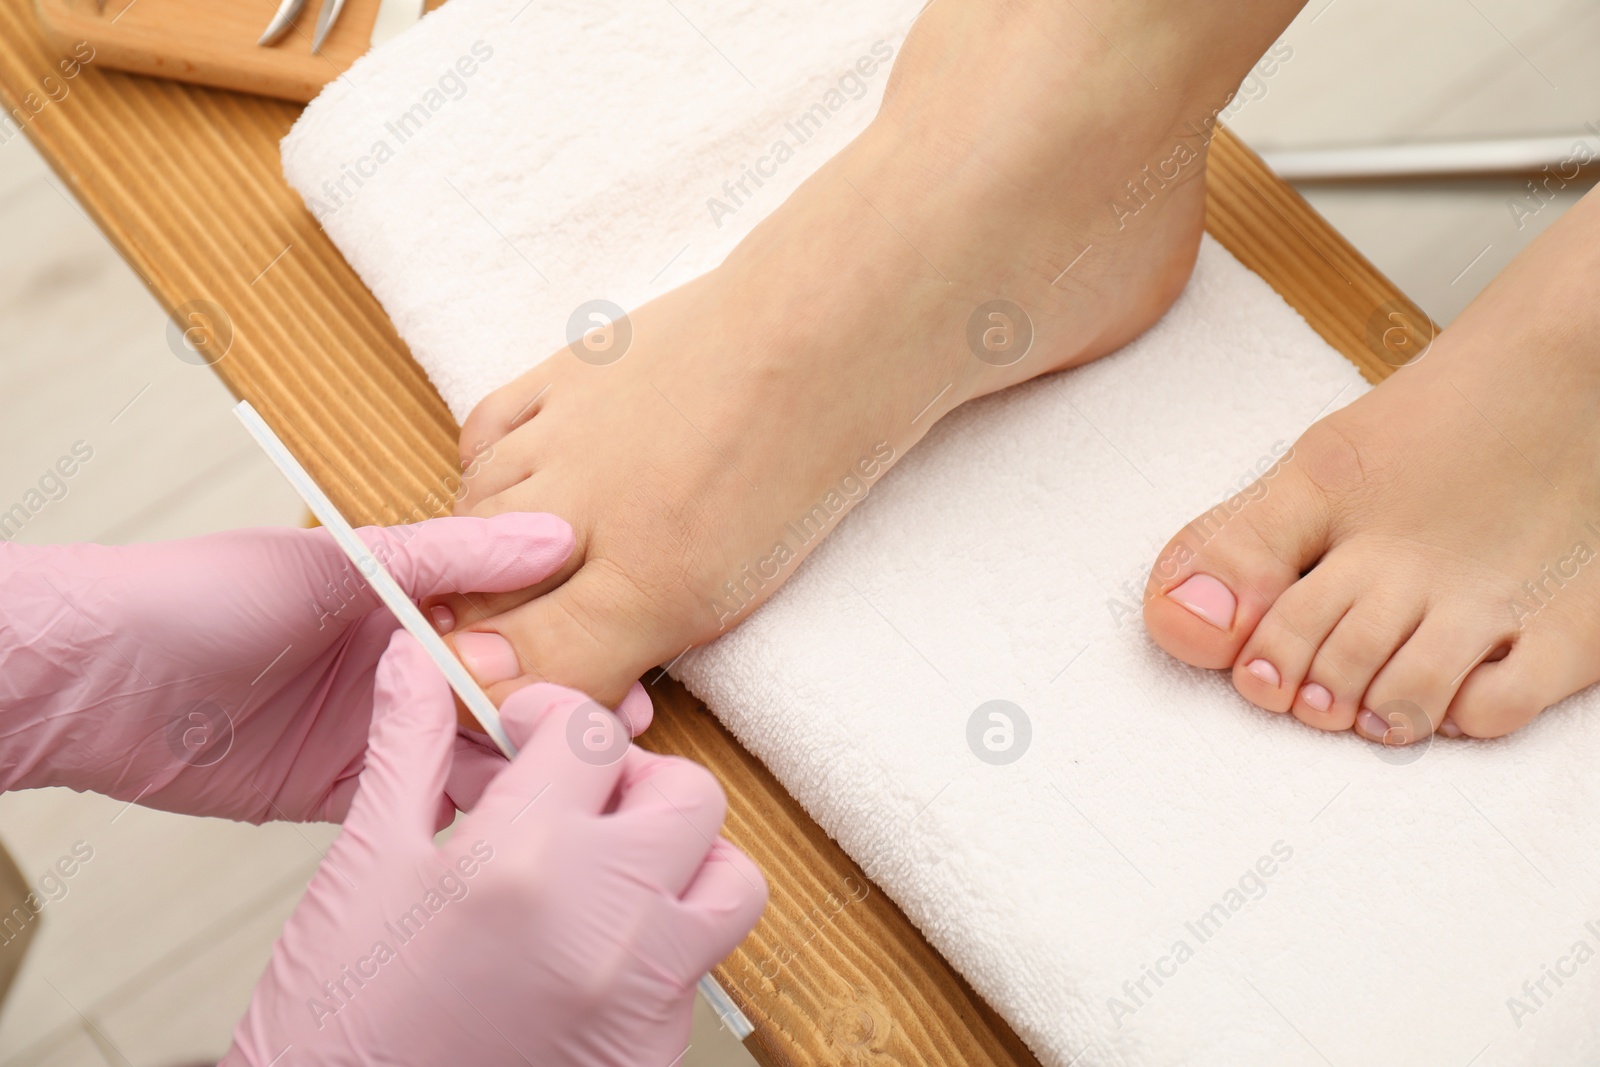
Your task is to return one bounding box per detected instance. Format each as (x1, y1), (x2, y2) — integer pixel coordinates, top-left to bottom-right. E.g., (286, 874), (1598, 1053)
(429, 604), (456, 634)
(454, 631), (521, 685)
(1356, 707), (1405, 744)
(1299, 682), (1333, 712)
(1166, 574), (1236, 630)
(1245, 659), (1280, 687)
(1439, 718), (1463, 739)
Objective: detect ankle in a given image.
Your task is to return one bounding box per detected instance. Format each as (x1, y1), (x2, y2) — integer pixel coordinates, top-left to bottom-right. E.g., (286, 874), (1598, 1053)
(870, 0), (1303, 195)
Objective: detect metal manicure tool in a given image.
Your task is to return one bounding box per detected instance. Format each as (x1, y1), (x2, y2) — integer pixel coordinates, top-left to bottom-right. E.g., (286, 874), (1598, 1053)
(257, 0), (424, 52)
(257, 0), (348, 53)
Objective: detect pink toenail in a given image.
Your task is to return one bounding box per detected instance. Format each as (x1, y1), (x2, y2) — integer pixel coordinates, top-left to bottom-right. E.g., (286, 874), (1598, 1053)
(1245, 659), (1280, 687)
(1166, 574), (1236, 630)
(1439, 718), (1463, 739)
(454, 631), (521, 685)
(1299, 682), (1333, 712)
(1356, 707), (1402, 743)
(429, 604), (456, 634)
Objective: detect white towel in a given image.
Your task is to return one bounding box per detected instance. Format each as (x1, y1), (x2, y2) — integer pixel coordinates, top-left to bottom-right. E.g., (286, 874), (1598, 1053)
(283, 4), (1600, 1064)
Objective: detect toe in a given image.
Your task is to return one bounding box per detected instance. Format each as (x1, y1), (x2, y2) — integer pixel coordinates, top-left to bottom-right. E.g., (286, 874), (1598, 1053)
(1291, 593), (1419, 733)
(457, 420), (553, 515)
(456, 558), (686, 709)
(424, 480), (585, 636)
(459, 365), (552, 459)
(1232, 568), (1354, 714)
(1145, 459), (1332, 670)
(1358, 608), (1507, 745)
(1449, 630), (1589, 739)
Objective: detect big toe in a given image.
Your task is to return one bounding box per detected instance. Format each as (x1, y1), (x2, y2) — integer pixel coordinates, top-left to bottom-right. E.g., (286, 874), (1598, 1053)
(451, 559), (683, 711)
(1144, 457), (1331, 670)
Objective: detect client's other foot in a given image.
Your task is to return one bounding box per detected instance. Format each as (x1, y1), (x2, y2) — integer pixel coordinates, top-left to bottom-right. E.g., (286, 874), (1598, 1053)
(434, 0), (1304, 707)
(1146, 183), (1600, 743)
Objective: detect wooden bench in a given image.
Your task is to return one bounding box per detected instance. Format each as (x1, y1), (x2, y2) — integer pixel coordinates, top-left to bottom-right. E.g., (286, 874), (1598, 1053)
(0, 11), (1428, 1062)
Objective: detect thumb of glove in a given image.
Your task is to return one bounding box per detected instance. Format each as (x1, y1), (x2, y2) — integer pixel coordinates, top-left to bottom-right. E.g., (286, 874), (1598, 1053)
(343, 630), (462, 847)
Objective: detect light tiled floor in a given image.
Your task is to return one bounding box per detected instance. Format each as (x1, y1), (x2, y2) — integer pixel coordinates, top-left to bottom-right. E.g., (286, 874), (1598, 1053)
(0, 1), (1593, 1063)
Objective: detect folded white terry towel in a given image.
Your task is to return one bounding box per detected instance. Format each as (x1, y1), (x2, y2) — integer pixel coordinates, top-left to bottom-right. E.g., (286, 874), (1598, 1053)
(284, 4), (1600, 1064)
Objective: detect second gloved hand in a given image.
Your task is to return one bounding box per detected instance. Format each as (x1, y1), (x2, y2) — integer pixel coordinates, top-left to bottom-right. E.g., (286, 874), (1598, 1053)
(226, 631), (767, 1066)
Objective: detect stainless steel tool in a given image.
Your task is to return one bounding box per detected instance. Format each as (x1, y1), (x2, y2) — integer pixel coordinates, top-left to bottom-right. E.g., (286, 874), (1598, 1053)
(258, 0), (421, 54)
(1259, 133), (1600, 182)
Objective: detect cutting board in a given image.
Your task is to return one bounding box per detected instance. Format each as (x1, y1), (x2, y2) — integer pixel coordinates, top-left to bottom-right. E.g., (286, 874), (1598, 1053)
(34, 0), (412, 101)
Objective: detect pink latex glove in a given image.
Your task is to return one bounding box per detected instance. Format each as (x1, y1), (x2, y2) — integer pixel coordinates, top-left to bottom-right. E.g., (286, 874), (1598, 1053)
(0, 514), (652, 823)
(226, 631), (767, 1066)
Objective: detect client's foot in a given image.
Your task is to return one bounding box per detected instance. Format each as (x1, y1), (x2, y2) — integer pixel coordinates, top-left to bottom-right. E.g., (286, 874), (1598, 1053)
(428, 0), (1288, 707)
(1145, 184), (1600, 743)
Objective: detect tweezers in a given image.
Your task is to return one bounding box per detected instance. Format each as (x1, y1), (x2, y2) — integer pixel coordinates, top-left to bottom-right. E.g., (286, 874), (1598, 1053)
(258, 0), (347, 53)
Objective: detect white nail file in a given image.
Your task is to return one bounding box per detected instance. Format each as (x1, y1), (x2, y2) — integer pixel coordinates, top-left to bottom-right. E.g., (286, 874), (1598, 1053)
(233, 400), (754, 1041)
(234, 400), (518, 758)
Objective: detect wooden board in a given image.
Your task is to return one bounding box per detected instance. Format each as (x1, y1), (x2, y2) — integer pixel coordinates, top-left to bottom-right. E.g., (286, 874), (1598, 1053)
(1204, 131), (1438, 384)
(34, 0), (397, 102)
(0, 16), (1426, 1065)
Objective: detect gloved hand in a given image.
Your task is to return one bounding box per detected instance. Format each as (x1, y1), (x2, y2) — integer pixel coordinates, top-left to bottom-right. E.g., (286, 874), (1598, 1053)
(0, 514), (652, 823)
(226, 631), (767, 1067)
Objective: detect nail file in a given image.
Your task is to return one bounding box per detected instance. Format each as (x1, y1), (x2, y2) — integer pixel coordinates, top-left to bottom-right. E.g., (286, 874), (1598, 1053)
(234, 400), (518, 758)
(232, 400), (754, 1041)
